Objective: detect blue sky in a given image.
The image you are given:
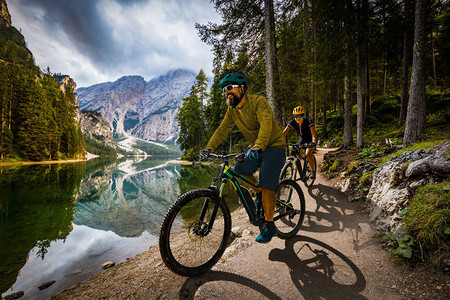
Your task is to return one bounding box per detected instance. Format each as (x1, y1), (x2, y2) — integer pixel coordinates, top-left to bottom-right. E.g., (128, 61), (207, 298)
(8, 0), (221, 88)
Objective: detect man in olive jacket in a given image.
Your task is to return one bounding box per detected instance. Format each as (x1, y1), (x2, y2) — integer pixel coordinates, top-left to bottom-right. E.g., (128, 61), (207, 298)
(200, 73), (285, 243)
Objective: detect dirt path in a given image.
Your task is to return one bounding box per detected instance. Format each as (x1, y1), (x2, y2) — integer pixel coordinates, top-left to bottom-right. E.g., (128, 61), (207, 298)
(51, 148), (449, 300)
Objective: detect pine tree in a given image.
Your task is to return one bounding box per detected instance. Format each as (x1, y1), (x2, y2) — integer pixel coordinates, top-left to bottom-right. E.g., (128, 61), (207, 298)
(404, 0), (430, 145)
(177, 70), (209, 157)
(15, 76), (48, 160)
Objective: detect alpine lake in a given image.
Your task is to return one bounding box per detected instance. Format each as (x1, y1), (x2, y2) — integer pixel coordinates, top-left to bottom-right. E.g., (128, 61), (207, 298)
(0, 156), (240, 299)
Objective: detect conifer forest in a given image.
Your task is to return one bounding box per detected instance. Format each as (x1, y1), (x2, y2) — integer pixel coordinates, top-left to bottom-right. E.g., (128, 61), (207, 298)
(0, 20), (85, 161)
(177, 0), (449, 158)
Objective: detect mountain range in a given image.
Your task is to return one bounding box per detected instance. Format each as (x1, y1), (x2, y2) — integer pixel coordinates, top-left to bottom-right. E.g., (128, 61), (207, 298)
(77, 69), (198, 144)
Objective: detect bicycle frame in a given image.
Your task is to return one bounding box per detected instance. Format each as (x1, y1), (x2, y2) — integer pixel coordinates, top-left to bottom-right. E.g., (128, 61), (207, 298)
(203, 153), (294, 231)
(286, 148), (309, 181)
(211, 155), (261, 225)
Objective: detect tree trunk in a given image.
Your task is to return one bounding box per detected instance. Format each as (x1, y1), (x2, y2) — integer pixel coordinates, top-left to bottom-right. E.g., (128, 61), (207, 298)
(264, 0), (281, 124)
(399, 0), (414, 125)
(365, 40), (370, 117)
(344, 51), (353, 148)
(343, 0), (354, 149)
(404, 0), (429, 146)
(322, 93), (328, 139)
(431, 33), (437, 81)
(338, 81), (343, 116)
(356, 0), (367, 149)
(303, 0), (310, 117)
(361, 0), (369, 118)
(310, 0), (317, 124)
(357, 42), (364, 149)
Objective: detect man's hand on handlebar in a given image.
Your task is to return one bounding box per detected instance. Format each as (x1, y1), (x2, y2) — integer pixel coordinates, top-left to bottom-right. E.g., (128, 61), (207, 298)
(245, 146), (262, 160)
(199, 149), (211, 160)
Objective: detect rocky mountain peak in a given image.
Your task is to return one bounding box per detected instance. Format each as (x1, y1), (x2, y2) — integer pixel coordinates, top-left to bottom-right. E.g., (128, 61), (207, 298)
(78, 69), (198, 143)
(56, 75), (77, 94)
(1, 0), (11, 27)
(80, 110), (115, 149)
(55, 75), (80, 121)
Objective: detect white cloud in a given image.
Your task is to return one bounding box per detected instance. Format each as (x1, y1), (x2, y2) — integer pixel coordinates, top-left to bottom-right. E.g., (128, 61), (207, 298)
(7, 0), (220, 88)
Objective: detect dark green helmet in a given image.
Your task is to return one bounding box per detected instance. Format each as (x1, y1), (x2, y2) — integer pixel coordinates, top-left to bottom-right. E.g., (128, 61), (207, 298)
(218, 73), (247, 91)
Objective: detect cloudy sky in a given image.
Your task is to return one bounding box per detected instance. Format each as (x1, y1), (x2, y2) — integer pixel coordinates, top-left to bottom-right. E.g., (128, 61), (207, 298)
(7, 0), (221, 88)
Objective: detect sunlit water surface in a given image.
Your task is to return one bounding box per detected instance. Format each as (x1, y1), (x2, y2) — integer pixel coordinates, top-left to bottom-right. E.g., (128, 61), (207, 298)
(0, 157), (232, 299)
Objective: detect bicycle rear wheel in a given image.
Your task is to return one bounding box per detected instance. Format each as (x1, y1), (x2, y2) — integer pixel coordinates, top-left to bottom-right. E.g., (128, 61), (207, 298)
(279, 160), (297, 181)
(159, 189), (231, 277)
(304, 155), (317, 188)
(274, 179), (305, 239)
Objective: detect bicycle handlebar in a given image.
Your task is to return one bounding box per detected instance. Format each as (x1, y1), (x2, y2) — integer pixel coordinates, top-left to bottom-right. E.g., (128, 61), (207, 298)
(286, 142), (316, 149)
(207, 152), (246, 162)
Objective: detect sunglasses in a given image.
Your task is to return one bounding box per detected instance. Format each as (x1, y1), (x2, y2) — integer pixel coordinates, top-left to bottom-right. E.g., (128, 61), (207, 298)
(223, 84), (240, 93)
(295, 114), (304, 118)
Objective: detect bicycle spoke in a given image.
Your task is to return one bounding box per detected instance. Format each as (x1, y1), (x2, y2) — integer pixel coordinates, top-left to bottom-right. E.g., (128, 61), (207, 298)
(160, 189), (231, 276)
(273, 179), (305, 239)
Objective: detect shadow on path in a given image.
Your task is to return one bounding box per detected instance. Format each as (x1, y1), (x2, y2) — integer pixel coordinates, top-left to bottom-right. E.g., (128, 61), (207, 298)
(179, 270), (283, 299)
(179, 235), (367, 300)
(269, 235), (367, 300)
(303, 183), (378, 252)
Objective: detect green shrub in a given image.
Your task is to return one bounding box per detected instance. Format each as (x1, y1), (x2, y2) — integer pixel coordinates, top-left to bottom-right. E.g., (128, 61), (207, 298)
(329, 159), (341, 172)
(359, 171), (374, 185)
(371, 94), (401, 123)
(356, 142), (385, 159)
(326, 112), (344, 136)
(180, 147), (200, 161)
(381, 232), (416, 260)
(347, 161), (359, 173)
(426, 92), (450, 114)
(404, 182), (450, 266)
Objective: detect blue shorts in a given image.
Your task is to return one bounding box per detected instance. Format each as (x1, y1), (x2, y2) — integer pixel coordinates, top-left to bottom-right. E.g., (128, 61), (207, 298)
(234, 148), (285, 192)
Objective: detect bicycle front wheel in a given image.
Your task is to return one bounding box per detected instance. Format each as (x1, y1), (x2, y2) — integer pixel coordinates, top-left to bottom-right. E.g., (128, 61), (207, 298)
(279, 160), (297, 181)
(159, 189), (231, 277)
(274, 179), (305, 239)
(304, 155), (317, 188)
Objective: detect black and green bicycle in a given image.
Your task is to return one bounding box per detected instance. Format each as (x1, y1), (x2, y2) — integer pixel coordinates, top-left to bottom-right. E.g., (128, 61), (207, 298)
(159, 151), (305, 277)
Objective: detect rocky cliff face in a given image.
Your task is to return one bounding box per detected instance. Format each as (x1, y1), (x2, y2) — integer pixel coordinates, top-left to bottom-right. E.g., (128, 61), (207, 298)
(340, 141), (450, 234)
(77, 69), (197, 143)
(80, 110), (115, 148)
(1, 0), (11, 27)
(55, 75), (81, 121)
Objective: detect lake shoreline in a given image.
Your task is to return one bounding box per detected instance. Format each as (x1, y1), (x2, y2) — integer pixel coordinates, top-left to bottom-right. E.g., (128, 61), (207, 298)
(166, 159), (218, 166)
(0, 156), (184, 167)
(0, 159), (87, 167)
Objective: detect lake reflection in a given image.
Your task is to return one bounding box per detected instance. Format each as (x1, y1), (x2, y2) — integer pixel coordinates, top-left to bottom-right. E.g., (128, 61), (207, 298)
(0, 157), (225, 299)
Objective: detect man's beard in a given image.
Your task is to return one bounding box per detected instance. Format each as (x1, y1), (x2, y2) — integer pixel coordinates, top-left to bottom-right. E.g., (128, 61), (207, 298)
(226, 93), (243, 108)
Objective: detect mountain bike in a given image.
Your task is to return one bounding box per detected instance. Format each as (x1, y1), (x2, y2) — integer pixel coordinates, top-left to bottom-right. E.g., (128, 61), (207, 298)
(159, 152), (305, 277)
(279, 143), (317, 188)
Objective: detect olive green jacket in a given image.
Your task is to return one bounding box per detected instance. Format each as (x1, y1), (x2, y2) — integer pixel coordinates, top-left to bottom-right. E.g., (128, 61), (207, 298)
(206, 94), (285, 151)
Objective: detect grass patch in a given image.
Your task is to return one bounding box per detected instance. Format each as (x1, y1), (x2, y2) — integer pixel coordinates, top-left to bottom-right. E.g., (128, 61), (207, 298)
(328, 159), (341, 172)
(359, 171), (374, 186)
(403, 181), (450, 267)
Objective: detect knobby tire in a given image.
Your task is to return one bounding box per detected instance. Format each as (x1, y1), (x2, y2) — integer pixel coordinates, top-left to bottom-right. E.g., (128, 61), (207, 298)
(159, 189), (231, 277)
(279, 161), (297, 181)
(304, 155), (317, 188)
(274, 179), (305, 239)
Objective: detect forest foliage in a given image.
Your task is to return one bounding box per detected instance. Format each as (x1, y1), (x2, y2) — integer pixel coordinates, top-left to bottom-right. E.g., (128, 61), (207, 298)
(0, 22), (85, 161)
(178, 0), (449, 158)
(176, 0), (450, 270)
